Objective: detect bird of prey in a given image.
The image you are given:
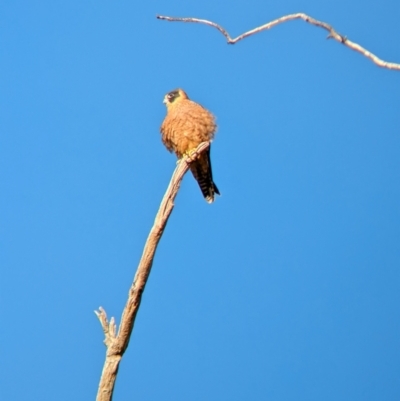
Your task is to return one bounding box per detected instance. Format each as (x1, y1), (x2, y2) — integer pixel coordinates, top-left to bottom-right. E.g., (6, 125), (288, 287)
(160, 88), (220, 203)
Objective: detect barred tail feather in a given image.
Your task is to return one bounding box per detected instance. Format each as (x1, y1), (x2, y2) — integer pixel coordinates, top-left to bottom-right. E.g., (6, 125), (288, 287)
(190, 147), (220, 203)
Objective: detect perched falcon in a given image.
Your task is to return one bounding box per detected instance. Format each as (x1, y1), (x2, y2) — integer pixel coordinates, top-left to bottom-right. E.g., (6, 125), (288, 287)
(160, 88), (220, 203)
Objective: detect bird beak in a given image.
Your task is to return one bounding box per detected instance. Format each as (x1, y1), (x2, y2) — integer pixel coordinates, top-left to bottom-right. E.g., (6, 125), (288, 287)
(162, 97), (167, 104)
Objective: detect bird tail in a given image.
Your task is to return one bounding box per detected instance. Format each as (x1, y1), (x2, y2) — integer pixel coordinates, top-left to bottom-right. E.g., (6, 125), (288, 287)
(190, 147), (220, 203)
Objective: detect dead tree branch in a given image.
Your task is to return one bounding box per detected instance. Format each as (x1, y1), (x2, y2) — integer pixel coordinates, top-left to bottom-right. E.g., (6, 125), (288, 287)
(95, 141), (211, 401)
(156, 13), (400, 71)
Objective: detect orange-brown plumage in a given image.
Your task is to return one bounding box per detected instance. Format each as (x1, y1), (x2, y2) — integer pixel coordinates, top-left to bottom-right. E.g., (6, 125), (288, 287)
(160, 89), (219, 203)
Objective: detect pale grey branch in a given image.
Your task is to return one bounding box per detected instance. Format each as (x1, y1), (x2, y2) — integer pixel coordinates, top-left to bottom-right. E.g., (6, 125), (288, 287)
(156, 13), (400, 71)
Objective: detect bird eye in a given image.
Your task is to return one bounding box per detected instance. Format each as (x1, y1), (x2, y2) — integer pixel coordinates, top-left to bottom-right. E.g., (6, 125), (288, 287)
(167, 90), (180, 102)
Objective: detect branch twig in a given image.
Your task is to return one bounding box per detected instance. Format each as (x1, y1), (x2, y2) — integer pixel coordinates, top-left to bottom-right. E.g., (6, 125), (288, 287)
(95, 141), (211, 401)
(156, 13), (400, 71)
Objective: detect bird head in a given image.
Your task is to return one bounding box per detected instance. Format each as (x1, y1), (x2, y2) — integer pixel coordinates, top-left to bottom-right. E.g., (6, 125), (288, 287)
(163, 88), (189, 108)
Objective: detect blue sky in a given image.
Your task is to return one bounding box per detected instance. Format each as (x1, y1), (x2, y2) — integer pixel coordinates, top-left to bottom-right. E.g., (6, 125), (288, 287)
(1, 1), (399, 400)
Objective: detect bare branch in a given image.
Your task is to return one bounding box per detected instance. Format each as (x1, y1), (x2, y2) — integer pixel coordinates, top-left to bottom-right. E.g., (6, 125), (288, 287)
(156, 13), (400, 71)
(95, 141), (211, 401)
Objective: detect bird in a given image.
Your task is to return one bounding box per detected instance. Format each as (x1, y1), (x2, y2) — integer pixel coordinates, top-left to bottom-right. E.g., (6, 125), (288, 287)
(160, 88), (220, 203)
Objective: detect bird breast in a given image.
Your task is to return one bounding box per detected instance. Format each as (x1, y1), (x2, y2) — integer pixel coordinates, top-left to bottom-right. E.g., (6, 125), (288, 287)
(161, 100), (217, 158)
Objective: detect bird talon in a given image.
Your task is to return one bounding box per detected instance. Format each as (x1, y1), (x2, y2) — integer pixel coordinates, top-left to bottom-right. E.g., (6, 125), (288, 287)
(183, 148), (198, 163)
